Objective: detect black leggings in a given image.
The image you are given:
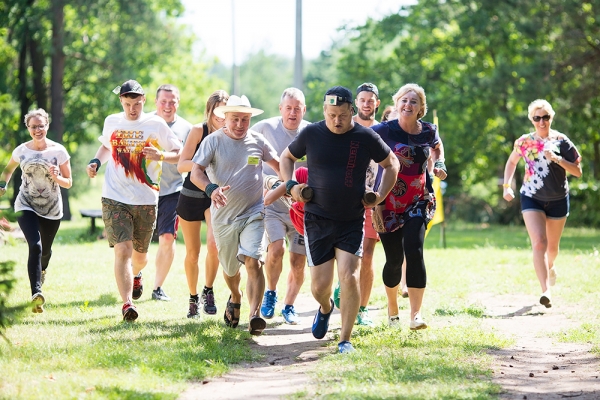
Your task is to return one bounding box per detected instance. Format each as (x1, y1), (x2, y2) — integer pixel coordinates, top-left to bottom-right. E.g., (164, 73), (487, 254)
(17, 210), (61, 296)
(379, 217), (427, 289)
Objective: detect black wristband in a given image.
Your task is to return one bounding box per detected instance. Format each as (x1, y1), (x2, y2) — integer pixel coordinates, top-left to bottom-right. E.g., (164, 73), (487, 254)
(434, 160), (447, 174)
(285, 180), (299, 196)
(204, 183), (219, 198)
(89, 158), (102, 171)
(0, 180), (6, 189)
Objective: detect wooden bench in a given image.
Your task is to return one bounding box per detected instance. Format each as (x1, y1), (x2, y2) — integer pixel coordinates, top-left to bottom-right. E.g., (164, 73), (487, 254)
(80, 209), (103, 234)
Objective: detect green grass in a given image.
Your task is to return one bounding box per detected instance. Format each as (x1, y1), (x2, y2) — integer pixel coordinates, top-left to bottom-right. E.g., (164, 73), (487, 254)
(1, 189), (600, 398)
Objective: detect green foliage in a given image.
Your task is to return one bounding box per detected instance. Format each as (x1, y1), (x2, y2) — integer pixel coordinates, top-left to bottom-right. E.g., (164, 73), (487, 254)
(0, 260), (24, 342)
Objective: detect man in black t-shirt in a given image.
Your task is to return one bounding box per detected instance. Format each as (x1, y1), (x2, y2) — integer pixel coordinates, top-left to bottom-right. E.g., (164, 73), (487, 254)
(279, 86), (399, 353)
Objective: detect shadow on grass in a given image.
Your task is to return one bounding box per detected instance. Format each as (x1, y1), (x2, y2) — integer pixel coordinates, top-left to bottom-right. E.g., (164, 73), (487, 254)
(95, 386), (177, 400)
(81, 318), (257, 381)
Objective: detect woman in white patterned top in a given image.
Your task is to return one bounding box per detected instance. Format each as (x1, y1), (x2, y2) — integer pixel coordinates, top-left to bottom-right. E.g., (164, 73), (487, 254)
(0, 108), (72, 313)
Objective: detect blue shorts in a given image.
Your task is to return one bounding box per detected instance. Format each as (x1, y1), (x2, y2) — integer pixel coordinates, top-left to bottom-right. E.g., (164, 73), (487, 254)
(520, 194), (569, 219)
(157, 192), (180, 237)
(303, 211), (364, 267)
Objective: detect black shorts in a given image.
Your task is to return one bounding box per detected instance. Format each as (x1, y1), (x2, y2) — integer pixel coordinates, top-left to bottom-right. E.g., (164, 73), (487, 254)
(176, 192), (211, 222)
(157, 192), (180, 237)
(303, 211), (364, 266)
(520, 194), (569, 219)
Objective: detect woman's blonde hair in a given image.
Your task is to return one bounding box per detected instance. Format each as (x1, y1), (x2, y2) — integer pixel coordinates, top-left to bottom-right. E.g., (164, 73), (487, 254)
(205, 90), (230, 132)
(24, 108), (50, 126)
(527, 99), (555, 121)
(392, 83), (427, 119)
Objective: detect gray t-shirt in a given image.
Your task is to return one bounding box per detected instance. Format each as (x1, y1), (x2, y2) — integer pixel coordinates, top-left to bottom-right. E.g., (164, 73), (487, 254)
(251, 116), (309, 214)
(158, 114), (193, 196)
(193, 129), (278, 225)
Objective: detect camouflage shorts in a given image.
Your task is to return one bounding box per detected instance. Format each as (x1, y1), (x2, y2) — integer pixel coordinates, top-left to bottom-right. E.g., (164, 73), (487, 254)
(101, 198), (157, 253)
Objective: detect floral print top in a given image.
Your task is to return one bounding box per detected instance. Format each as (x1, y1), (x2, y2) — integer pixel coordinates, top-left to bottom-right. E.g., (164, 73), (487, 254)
(513, 131), (580, 201)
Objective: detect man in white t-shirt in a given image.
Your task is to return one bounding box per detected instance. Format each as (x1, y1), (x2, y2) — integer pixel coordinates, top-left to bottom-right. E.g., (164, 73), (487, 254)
(250, 88), (310, 325)
(86, 80), (182, 321)
(150, 84), (192, 302)
(191, 95), (280, 336)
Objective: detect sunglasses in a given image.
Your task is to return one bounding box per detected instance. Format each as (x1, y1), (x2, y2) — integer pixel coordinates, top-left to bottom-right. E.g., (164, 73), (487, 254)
(532, 115), (551, 122)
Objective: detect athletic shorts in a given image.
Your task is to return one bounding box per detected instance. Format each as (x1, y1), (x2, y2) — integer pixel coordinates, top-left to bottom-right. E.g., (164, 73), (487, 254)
(176, 192), (211, 222)
(363, 208), (380, 241)
(520, 194), (569, 219)
(264, 208), (306, 255)
(212, 212), (265, 277)
(303, 211), (364, 267)
(101, 197), (156, 253)
(157, 192), (179, 238)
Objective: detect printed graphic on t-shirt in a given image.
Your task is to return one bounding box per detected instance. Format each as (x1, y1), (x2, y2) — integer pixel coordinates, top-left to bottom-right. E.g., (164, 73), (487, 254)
(110, 129), (163, 190)
(19, 155), (61, 217)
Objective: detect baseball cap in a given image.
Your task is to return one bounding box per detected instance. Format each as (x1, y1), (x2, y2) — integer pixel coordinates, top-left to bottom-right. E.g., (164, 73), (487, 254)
(113, 80), (145, 96)
(324, 86), (353, 106)
(356, 82), (379, 98)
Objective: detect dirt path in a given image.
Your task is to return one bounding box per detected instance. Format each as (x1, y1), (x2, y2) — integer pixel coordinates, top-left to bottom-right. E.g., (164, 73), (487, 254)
(179, 293), (600, 399)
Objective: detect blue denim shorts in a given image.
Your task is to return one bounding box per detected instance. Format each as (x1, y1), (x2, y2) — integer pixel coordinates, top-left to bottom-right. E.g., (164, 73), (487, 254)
(520, 194), (569, 219)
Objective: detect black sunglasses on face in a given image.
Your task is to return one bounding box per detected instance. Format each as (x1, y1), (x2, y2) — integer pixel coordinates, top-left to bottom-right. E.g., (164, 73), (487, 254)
(532, 115), (551, 122)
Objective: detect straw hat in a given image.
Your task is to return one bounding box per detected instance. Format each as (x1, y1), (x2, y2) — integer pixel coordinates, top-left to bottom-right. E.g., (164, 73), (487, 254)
(214, 95), (264, 118)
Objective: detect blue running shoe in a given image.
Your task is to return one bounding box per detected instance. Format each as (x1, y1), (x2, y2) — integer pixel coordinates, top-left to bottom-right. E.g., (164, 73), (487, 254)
(281, 304), (300, 325)
(338, 341), (355, 354)
(333, 281), (341, 309)
(260, 290), (277, 319)
(312, 298), (334, 339)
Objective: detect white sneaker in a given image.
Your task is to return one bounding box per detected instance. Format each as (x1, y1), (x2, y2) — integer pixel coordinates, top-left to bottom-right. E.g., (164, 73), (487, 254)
(549, 267), (557, 286)
(540, 290), (552, 308)
(410, 314), (427, 330)
(31, 292), (45, 313)
(388, 315), (400, 327)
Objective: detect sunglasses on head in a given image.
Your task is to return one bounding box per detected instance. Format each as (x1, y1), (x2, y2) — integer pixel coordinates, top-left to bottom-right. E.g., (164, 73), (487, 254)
(532, 114), (551, 122)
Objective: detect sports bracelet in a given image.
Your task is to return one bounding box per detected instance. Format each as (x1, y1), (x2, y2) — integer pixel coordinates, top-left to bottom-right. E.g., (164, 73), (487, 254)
(434, 160), (447, 174)
(502, 183), (510, 188)
(285, 180), (299, 196)
(0, 180), (6, 189)
(89, 158), (102, 171)
(204, 183), (219, 198)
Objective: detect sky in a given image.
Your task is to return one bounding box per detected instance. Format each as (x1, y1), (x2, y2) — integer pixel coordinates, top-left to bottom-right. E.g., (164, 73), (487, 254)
(180, 0), (417, 66)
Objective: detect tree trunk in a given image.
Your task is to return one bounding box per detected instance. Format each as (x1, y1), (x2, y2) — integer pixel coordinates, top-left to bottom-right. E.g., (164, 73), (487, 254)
(29, 36), (47, 112)
(51, 0), (70, 220)
(12, 30), (30, 209)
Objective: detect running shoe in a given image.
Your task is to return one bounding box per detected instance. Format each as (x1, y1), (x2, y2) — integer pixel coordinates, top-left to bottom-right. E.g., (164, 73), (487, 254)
(202, 290), (217, 315)
(122, 302), (138, 321)
(312, 298), (334, 339)
(187, 298), (200, 319)
(409, 314), (428, 330)
(338, 341), (355, 354)
(260, 290), (277, 319)
(31, 292), (45, 314)
(132, 272), (143, 300)
(281, 304), (300, 325)
(540, 291), (552, 308)
(333, 281), (341, 309)
(152, 287), (170, 301)
(388, 315), (401, 327)
(355, 306), (374, 326)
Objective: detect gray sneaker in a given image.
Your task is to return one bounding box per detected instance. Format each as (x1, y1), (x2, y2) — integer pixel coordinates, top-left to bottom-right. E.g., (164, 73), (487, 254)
(151, 287), (170, 301)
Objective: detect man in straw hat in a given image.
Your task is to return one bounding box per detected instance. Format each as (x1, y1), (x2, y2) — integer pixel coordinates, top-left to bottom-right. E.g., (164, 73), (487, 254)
(279, 86), (399, 353)
(190, 94), (280, 336)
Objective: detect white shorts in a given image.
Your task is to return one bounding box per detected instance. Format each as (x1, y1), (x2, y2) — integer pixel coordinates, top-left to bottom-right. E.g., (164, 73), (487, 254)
(264, 208), (306, 255)
(213, 212), (265, 276)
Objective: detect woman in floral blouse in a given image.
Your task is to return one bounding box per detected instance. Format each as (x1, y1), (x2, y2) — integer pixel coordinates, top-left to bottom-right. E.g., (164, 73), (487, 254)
(503, 99), (582, 308)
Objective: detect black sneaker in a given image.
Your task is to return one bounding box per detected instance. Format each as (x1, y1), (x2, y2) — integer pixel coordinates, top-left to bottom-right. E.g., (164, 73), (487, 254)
(152, 287), (170, 301)
(202, 290), (217, 315)
(187, 298), (200, 319)
(132, 272), (143, 300)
